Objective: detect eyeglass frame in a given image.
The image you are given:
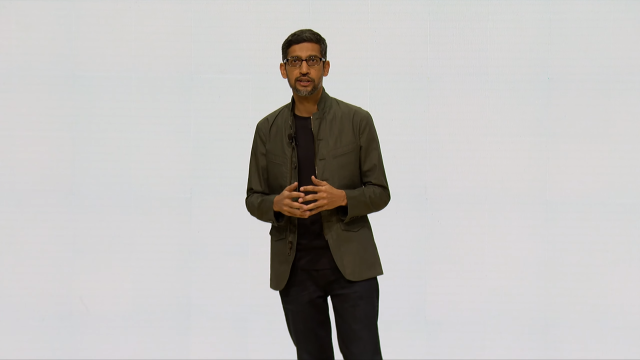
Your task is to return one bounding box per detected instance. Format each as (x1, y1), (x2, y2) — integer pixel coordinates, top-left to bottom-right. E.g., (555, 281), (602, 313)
(283, 56), (327, 68)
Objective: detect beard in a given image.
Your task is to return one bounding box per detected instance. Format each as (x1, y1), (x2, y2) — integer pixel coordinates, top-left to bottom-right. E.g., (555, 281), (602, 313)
(290, 77), (322, 97)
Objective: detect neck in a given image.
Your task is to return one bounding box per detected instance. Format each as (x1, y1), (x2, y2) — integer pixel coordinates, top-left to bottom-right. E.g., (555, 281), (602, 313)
(293, 87), (323, 117)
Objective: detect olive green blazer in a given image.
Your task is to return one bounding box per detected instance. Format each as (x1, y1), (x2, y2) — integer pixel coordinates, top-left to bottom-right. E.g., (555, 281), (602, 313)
(245, 89), (391, 290)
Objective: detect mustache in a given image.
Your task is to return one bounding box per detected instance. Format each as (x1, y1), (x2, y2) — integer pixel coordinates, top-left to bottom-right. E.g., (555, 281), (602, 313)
(295, 77), (314, 82)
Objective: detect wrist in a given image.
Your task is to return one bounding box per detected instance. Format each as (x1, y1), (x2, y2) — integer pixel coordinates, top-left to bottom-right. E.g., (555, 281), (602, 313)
(340, 190), (347, 206)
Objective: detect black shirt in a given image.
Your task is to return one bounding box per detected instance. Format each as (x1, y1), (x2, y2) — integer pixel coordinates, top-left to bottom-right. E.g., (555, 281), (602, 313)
(293, 113), (338, 269)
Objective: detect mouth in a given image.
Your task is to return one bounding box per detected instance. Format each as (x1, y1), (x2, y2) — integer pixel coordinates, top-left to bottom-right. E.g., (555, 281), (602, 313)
(296, 78), (313, 87)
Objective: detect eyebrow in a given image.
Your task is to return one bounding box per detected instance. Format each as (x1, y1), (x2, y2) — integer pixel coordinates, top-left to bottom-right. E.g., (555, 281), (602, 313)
(288, 55), (322, 59)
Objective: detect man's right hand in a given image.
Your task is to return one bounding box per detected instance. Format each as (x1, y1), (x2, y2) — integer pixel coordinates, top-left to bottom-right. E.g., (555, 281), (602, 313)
(273, 182), (309, 218)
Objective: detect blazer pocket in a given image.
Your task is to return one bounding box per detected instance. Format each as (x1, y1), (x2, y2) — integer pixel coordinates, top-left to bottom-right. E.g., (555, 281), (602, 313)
(267, 153), (287, 165)
(331, 144), (359, 159)
(269, 225), (287, 241)
(339, 217), (365, 232)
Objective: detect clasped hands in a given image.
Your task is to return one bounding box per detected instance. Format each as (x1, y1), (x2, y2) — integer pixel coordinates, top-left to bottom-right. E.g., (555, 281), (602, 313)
(273, 176), (347, 218)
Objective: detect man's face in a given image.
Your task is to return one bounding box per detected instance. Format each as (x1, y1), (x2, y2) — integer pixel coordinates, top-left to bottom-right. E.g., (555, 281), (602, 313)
(280, 42), (330, 96)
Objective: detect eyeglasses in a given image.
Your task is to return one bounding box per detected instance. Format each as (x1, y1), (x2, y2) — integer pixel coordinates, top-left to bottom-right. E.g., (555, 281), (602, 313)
(284, 56), (325, 68)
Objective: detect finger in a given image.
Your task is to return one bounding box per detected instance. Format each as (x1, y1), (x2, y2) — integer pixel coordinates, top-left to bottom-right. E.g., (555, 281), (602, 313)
(302, 200), (326, 211)
(300, 193), (323, 202)
(288, 209), (310, 218)
(282, 209), (297, 217)
(280, 208), (298, 217)
(280, 207), (300, 217)
(284, 200), (306, 210)
(284, 182), (298, 192)
(300, 185), (323, 193)
(283, 202), (309, 215)
(284, 191), (305, 198)
(306, 205), (326, 216)
(311, 176), (327, 185)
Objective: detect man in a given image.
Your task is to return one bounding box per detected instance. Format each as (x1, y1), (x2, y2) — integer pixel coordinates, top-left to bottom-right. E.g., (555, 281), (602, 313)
(245, 29), (390, 359)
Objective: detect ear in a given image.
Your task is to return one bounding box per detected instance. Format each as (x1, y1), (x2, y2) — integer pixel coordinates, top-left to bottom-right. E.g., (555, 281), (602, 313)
(280, 63), (288, 79)
(323, 60), (330, 77)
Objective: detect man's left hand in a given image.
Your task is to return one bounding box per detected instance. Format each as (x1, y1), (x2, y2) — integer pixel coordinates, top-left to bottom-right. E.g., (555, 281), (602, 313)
(299, 176), (347, 216)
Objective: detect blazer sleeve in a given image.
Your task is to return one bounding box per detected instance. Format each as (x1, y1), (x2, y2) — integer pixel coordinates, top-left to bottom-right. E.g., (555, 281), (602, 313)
(245, 120), (284, 225)
(338, 112), (391, 222)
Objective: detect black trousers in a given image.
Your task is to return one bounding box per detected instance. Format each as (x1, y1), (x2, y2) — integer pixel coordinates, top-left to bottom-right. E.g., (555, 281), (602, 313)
(279, 260), (383, 360)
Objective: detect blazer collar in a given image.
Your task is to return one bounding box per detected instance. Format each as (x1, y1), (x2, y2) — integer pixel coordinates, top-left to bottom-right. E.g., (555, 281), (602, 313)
(289, 87), (330, 118)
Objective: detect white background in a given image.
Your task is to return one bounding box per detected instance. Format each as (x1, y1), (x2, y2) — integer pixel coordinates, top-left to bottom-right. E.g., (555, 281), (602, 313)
(1, 1), (639, 359)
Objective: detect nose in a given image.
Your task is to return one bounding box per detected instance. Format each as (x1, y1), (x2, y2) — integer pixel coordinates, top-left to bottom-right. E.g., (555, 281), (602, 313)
(299, 60), (310, 74)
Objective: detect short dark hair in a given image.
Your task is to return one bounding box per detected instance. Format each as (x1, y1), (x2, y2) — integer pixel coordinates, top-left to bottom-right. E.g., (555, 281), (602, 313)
(281, 29), (327, 62)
